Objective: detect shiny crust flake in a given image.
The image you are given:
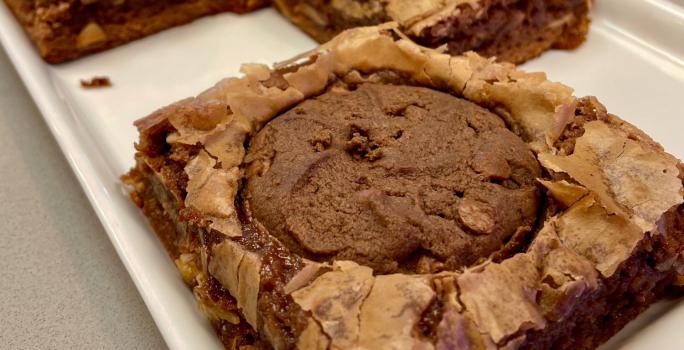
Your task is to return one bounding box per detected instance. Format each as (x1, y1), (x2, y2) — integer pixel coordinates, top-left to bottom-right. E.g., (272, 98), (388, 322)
(133, 23), (684, 349)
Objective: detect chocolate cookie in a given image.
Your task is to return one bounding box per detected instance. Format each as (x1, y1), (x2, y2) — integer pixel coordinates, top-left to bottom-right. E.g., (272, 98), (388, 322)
(245, 83), (541, 273)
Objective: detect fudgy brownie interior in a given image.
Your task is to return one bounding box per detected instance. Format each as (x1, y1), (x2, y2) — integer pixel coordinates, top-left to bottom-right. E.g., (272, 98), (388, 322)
(244, 84), (541, 274)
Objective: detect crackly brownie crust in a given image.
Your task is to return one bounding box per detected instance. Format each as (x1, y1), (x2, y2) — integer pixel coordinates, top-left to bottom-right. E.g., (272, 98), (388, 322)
(3, 0), (268, 63)
(126, 24), (684, 350)
(273, 0), (592, 64)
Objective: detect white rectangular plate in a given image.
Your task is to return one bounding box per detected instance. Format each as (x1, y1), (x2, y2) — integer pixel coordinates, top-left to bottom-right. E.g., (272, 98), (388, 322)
(0, 1), (683, 349)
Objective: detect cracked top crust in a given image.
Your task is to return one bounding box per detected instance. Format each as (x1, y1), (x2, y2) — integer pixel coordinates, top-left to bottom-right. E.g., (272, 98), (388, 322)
(134, 23), (684, 349)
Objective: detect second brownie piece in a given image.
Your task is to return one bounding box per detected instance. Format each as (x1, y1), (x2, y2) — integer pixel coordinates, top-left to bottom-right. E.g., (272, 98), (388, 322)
(3, 0), (268, 63)
(273, 0), (592, 64)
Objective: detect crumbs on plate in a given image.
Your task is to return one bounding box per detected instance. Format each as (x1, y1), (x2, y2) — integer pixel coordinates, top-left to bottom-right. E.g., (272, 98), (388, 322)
(80, 76), (112, 89)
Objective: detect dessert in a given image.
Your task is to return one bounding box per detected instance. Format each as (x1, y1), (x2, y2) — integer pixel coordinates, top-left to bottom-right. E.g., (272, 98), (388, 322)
(80, 76), (111, 88)
(125, 24), (684, 350)
(245, 83), (543, 275)
(273, 0), (593, 63)
(3, 0), (268, 63)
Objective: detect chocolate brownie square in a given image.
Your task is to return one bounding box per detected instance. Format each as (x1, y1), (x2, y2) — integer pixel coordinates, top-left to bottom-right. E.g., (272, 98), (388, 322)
(273, 0), (592, 64)
(3, 0), (268, 63)
(125, 24), (684, 349)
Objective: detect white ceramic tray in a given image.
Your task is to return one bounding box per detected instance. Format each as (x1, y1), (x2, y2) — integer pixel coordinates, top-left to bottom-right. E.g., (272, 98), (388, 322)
(0, 1), (682, 349)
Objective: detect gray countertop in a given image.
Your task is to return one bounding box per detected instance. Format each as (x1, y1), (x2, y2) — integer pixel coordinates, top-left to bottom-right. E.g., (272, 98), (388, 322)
(0, 47), (166, 349)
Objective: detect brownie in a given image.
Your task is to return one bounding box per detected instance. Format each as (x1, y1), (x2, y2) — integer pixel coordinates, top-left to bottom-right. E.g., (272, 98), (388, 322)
(80, 76), (111, 88)
(3, 0), (268, 63)
(125, 25), (684, 350)
(273, 0), (592, 64)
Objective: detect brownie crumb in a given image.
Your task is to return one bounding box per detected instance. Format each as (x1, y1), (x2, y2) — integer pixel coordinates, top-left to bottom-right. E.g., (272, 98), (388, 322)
(80, 76), (112, 89)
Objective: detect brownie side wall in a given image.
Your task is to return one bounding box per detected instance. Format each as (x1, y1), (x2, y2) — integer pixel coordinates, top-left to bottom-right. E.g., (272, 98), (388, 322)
(126, 160), (268, 350)
(519, 207), (684, 350)
(420, 0), (591, 63)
